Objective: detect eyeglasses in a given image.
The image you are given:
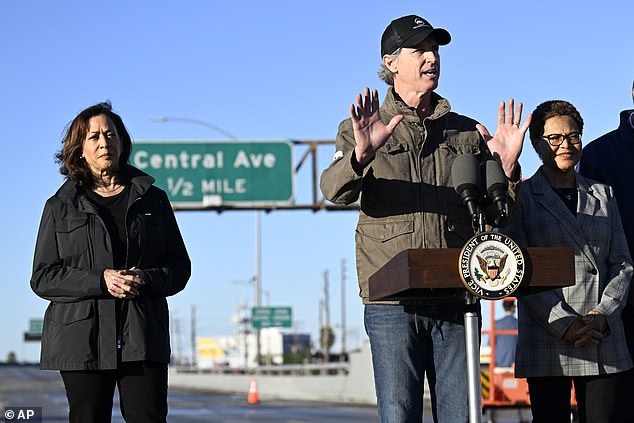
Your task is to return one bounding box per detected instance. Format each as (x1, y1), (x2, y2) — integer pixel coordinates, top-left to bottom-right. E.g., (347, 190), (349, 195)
(540, 132), (582, 146)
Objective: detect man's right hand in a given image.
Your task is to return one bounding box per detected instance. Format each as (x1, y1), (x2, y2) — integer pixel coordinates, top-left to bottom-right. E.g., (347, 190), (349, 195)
(350, 87), (403, 167)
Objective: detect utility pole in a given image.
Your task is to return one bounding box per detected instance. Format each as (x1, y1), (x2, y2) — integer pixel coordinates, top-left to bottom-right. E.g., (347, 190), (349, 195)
(191, 304), (197, 369)
(322, 270), (330, 363)
(340, 259), (347, 359)
(173, 316), (183, 365)
(324, 270), (330, 331)
(318, 298), (323, 359)
(255, 211), (262, 366)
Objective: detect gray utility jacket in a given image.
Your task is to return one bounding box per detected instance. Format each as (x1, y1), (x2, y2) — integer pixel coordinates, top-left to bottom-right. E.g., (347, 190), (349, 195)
(320, 88), (518, 304)
(31, 167), (191, 370)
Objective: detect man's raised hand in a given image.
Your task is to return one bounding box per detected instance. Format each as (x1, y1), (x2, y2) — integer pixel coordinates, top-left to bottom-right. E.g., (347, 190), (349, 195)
(350, 87), (403, 167)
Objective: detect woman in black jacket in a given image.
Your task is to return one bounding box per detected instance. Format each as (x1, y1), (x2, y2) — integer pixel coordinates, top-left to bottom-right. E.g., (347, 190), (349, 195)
(31, 102), (191, 422)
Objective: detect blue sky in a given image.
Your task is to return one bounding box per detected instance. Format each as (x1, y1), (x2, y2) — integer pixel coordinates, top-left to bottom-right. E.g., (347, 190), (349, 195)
(1, 1), (632, 363)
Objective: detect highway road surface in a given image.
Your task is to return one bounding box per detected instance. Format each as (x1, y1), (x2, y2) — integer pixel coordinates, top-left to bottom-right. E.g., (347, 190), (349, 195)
(0, 364), (382, 422)
(1, 364), (535, 422)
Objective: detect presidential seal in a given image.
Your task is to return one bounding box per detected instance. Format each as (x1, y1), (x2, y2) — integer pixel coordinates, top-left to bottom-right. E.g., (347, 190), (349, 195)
(458, 232), (525, 300)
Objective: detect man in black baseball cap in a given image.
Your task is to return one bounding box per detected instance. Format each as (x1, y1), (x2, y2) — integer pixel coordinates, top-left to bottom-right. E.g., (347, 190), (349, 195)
(320, 13), (530, 423)
(381, 14), (451, 57)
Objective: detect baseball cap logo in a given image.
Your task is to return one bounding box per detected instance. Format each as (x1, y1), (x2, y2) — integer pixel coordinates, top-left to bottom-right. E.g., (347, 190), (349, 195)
(413, 17), (430, 29)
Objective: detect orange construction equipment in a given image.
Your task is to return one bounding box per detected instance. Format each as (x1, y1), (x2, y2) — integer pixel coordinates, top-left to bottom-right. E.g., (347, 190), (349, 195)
(247, 377), (259, 404)
(481, 297), (531, 422)
(481, 297), (530, 409)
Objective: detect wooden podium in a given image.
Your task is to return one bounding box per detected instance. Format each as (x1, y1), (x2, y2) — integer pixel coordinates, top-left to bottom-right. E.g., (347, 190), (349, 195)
(368, 246), (575, 423)
(369, 247), (575, 301)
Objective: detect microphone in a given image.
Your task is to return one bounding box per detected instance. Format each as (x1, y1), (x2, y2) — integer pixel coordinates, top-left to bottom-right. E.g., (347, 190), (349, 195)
(484, 160), (509, 227)
(451, 154), (482, 222)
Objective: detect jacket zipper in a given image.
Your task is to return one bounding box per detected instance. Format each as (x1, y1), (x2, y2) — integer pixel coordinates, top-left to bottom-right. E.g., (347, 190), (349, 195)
(416, 121), (427, 248)
(79, 195), (101, 363)
(118, 193), (143, 354)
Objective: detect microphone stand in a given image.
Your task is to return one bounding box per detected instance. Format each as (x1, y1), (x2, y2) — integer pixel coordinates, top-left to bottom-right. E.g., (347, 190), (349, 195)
(465, 207), (487, 423)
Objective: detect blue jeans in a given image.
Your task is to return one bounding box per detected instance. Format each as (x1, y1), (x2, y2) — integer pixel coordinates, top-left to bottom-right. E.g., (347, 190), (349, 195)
(365, 303), (479, 423)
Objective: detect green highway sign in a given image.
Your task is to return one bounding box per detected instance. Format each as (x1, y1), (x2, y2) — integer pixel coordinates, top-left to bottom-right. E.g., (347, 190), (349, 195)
(29, 318), (43, 334)
(131, 141), (294, 208)
(251, 306), (292, 329)
(24, 318), (44, 342)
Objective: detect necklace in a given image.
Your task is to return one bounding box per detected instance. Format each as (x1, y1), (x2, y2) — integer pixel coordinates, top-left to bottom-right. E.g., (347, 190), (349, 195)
(553, 186), (575, 201)
(94, 184), (125, 196)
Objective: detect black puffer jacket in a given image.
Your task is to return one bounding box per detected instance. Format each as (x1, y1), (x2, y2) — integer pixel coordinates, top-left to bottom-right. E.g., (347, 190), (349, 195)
(31, 167), (191, 370)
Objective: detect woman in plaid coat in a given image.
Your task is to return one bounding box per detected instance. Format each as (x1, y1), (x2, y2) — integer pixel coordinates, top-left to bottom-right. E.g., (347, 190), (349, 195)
(504, 100), (633, 423)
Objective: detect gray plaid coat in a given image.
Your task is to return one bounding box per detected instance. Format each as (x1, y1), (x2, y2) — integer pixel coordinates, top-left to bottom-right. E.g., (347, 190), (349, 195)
(504, 167), (633, 377)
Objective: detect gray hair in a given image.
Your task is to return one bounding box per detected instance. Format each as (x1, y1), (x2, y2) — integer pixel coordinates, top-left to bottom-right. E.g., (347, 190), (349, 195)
(377, 49), (402, 86)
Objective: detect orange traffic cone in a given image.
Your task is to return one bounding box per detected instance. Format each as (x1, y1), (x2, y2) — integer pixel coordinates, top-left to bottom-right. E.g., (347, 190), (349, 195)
(247, 377), (259, 404)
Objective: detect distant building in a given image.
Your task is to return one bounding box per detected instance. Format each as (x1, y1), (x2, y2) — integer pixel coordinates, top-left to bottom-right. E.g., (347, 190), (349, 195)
(197, 329), (311, 369)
